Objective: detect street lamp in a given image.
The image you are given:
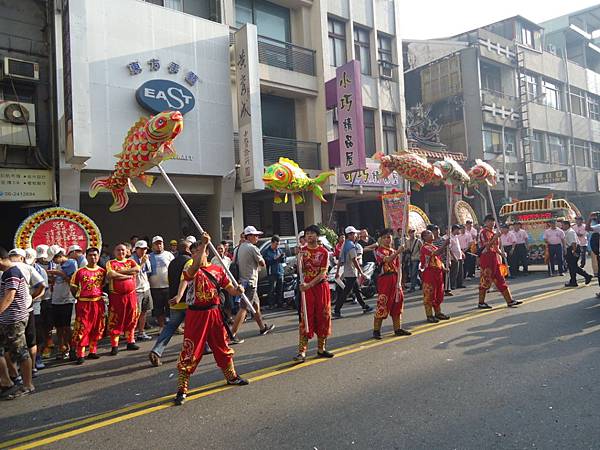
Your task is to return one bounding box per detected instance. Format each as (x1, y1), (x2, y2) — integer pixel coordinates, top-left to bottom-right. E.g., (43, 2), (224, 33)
(501, 91), (545, 200)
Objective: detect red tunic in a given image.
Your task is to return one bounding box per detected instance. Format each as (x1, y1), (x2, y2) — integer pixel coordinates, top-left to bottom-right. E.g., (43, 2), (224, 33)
(70, 266), (106, 301)
(106, 259), (137, 294)
(479, 227), (508, 293)
(183, 263), (232, 306)
(300, 245), (331, 339)
(420, 243), (445, 309)
(374, 246), (403, 319)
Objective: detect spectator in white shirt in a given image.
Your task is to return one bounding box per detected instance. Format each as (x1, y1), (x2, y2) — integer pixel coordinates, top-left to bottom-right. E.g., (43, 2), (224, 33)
(573, 217), (588, 268)
(463, 220), (477, 278)
(448, 225), (465, 290)
(562, 220), (592, 287)
(511, 222), (529, 276)
(499, 224), (516, 278)
(543, 220), (566, 277)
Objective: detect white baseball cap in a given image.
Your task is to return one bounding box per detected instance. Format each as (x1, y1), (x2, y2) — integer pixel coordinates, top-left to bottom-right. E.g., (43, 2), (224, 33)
(185, 235), (197, 244)
(152, 236), (164, 244)
(298, 231), (305, 238)
(67, 244), (82, 254)
(24, 248), (36, 265)
(243, 226), (263, 236)
(344, 226), (360, 234)
(48, 244), (66, 260)
(8, 248), (26, 258)
(35, 244), (49, 260)
(134, 240), (148, 249)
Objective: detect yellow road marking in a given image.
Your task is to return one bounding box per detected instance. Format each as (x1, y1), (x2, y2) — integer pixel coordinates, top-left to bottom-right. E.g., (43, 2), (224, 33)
(4, 285), (581, 449)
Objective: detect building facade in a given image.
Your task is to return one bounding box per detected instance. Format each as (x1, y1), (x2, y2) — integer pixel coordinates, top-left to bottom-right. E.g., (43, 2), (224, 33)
(0, 0), (56, 248)
(404, 6), (600, 215)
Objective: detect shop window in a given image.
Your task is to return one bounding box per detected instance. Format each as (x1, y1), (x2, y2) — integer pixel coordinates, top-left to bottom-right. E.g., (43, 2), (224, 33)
(363, 109), (376, 157)
(382, 112), (397, 154)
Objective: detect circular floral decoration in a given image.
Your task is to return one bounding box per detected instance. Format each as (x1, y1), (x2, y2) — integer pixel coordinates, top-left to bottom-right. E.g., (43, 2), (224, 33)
(408, 205), (431, 235)
(14, 207), (102, 251)
(454, 200), (478, 225)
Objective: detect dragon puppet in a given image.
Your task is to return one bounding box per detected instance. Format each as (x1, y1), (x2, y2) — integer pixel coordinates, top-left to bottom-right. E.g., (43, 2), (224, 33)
(262, 157), (334, 204)
(467, 159), (497, 187)
(89, 111), (184, 212)
(433, 158), (470, 186)
(374, 151), (443, 190)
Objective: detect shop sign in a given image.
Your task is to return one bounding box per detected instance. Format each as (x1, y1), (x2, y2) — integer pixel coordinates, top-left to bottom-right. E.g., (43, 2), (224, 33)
(234, 24), (264, 192)
(337, 162), (400, 188)
(135, 79), (195, 115)
(0, 168), (52, 201)
(532, 169), (568, 186)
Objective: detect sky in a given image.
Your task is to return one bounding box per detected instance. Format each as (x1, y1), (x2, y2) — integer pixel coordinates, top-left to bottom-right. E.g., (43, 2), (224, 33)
(399, 0), (600, 39)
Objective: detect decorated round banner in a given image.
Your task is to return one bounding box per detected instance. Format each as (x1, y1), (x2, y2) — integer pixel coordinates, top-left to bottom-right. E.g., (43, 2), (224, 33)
(14, 207), (102, 251)
(454, 200), (478, 225)
(408, 205), (431, 235)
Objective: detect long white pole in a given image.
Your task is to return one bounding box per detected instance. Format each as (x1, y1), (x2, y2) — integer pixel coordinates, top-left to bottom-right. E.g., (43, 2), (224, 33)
(157, 164), (256, 314)
(396, 181), (409, 302)
(446, 185), (453, 289)
(291, 199), (310, 334)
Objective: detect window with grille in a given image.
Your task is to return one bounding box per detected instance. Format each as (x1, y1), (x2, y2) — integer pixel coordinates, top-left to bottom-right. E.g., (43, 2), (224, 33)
(377, 33), (393, 79)
(328, 17), (346, 67)
(588, 95), (600, 121)
(353, 26), (371, 76)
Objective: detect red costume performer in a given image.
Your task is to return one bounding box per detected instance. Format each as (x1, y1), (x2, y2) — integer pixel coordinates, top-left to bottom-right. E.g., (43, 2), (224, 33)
(70, 266), (106, 359)
(106, 258), (140, 348)
(478, 225), (518, 307)
(420, 242), (448, 321)
(373, 246), (410, 337)
(177, 262), (245, 399)
(297, 244), (331, 358)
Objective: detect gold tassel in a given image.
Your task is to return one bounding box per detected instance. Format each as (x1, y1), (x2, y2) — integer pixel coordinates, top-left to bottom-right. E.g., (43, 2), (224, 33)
(392, 315), (401, 331)
(298, 335), (309, 354)
(373, 317), (383, 332)
(318, 336), (327, 352)
(221, 361), (238, 382)
(177, 371), (190, 394)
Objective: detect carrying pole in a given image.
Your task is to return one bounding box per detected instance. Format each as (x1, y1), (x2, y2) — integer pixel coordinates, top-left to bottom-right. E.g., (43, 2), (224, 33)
(291, 199), (310, 334)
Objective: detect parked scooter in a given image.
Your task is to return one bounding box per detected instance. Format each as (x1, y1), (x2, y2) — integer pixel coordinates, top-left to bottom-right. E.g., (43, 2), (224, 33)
(327, 262), (377, 301)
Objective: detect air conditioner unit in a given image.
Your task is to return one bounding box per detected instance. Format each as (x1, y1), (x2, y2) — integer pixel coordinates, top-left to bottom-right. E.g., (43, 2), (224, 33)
(379, 60), (394, 79)
(0, 101), (36, 146)
(1, 57), (40, 81)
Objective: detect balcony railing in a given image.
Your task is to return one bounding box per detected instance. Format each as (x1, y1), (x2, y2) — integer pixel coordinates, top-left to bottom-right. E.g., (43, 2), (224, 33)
(234, 133), (321, 170)
(230, 27), (316, 76)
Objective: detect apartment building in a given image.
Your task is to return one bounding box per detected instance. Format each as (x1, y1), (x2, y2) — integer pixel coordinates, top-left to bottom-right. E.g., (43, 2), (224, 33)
(0, 0), (56, 248)
(404, 5), (600, 215)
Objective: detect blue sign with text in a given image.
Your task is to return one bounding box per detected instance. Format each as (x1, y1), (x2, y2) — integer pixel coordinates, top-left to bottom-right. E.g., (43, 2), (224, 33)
(135, 79), (195, 115)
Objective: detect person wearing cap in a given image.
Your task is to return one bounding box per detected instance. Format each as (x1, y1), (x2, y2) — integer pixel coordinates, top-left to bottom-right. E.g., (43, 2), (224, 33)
(499, 224), (516, 279)
(46, 246), (77, 359)
(106, 243), (141, 354)
(477, 215), (522, 309)
(420, 229), (451, 323)
(148, 236), (175, 330)
(67, 245), (87, 269)
(293, 225), (333, 362)
(511, 222), (529, 276)
(371, 228), (411, 340)
(573, 217), (588, 269)
(69, 247), (107, 364)
(172, 233), (248, 406)
(5, 249), (45, 381)
(131, 241), (153, 342)
(333, 226), (373, 318)
(169, 239), (179, 255)
(230, 226), (275, 340)
(0, 246), (36, 400)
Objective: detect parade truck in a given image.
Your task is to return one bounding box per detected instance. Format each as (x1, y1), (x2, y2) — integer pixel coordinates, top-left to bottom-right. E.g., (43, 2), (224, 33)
(499, 197), (580, 264)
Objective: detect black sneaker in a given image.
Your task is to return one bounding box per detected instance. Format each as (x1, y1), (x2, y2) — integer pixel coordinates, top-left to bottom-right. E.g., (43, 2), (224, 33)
(317, 350), (335, 358)
(478, 303), (492, 309)
(362, 305), (373, 314)
(372, 330), (382, 340)
(435, 313), (450, 320)
(332, 312), (343, 319)
(426, 316), (439, 323)
(229, 336), (245, 345)
(87, 353), (100, 360)
(507, 300), (522, 307)
(585, 275), (593, 285)
(75, 357), (85, 365)
(227, 377), (249, 386)
(394, 329), (412, 336)
(126, 343), (140, 351)
(293, 353), (306, 363)
(259, 324), (275, 336)
(174, 391), (186, 406)
(110, 346), (119, 356)
(564, 282), (578, 287)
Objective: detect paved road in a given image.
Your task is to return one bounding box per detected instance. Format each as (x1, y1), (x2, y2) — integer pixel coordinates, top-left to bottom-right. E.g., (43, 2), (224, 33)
(2, 272), (600, 449)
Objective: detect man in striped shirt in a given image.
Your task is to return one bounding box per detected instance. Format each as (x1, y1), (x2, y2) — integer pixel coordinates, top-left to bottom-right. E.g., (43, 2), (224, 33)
(0, 247), (34, 399)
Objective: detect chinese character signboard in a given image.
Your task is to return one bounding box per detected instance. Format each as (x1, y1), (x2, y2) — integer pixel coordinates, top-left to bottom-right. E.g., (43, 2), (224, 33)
(336, 60), (366, 174)
(381, 191), (408, 232)
(532, 170), (568, 186)
(337, 162), (400, 188)
(0, 168), (53, 201)
(234, 24), (264, 192)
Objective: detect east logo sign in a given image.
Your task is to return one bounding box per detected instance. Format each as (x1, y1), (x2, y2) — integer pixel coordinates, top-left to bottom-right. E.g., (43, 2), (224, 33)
(135, 79), (195, 115)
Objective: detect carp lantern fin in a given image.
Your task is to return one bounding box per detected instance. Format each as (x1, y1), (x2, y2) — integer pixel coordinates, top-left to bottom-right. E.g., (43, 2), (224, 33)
(138, 174), (155, 187)
(278, 157), (300, 168)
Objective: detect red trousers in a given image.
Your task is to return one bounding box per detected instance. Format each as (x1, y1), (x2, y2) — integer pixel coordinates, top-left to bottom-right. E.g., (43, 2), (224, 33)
(71, 300), (105, 357)
(479, 252), (508, 293)
(375, 273), (404, 319)
(108, 291), (139, 347)
(300, 281), (331, 339)
(177, 308), (234, 376)
(422, 268), (444, 314)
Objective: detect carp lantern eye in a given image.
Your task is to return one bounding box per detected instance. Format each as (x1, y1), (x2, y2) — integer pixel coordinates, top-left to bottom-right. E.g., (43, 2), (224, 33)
(275, 170), (285, 180)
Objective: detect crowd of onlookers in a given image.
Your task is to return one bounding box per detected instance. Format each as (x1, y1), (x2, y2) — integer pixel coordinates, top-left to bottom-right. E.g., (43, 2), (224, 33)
(2, 212), (599, 401)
